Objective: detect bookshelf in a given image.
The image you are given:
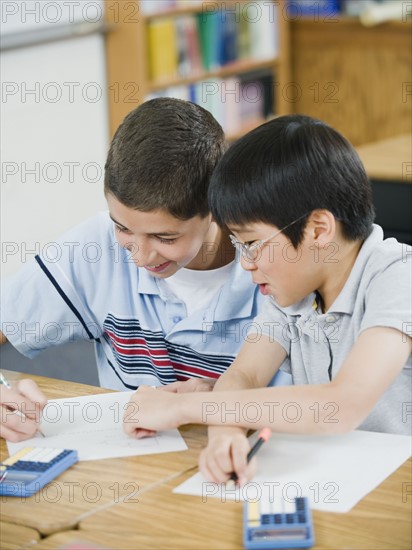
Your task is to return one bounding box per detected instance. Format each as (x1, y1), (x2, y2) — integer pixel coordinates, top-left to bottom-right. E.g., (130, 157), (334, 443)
(105, 0), (291, 140)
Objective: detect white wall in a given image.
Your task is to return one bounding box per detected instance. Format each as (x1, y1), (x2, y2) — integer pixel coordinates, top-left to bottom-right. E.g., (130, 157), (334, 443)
(1, 1), (109, 277)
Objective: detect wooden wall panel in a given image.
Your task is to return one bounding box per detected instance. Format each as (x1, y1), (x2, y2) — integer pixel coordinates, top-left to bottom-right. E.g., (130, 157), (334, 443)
(290, 19), (411, 145)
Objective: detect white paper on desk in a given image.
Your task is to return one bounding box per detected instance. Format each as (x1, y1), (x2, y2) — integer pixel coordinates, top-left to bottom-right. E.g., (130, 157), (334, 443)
(173, 431), (411, 513)
(7, 392), (187, 461)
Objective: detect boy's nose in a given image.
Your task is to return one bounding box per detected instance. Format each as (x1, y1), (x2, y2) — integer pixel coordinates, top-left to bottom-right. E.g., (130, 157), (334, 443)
(122, 238), (155, 267)
(240, 254), (257, 271)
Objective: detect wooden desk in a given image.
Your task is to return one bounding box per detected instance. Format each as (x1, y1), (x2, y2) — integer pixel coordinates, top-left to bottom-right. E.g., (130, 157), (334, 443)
(0, 371), (200, 536)
(0, 521), (40, 549)
(1, 371), (411, 548)
(356, 134), (412, 182)
(32, 530), (216, 550)
(79, 453), (412, 549)
(356, 134), (412, 244)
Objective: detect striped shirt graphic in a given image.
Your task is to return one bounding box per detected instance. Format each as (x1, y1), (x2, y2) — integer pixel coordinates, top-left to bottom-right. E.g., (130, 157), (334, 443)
(103, 314), (235, 384)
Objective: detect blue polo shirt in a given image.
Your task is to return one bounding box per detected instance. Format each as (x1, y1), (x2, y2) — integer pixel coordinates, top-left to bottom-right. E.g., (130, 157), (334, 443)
(1, 212), (263, 390)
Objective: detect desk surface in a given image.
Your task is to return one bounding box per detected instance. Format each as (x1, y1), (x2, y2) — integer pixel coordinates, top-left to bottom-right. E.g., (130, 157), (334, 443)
(0, 521), (40, 550)
(1, 372), (411, 549)
(79, 459), (412, 550)
(0, 371), (201, 536)
(356, 133), (412, 182)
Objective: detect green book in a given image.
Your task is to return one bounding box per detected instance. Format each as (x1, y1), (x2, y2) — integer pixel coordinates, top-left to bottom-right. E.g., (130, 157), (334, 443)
(196, 11), (220, 71)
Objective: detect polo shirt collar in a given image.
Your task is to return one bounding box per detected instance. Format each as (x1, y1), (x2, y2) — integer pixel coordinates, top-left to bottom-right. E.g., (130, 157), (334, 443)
(136, 256), (257, 322)
(277, 294), (316, 318)
(213, 257), (258, 322)
(274, 225), (384, 318)
(326, 224), (383, 315)
(136, 267), (162, 295)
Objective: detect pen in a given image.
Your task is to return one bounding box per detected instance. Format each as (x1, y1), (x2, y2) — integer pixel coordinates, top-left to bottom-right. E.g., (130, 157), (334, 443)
(228, 427), (272, 484)
(0, 372), (45, 437)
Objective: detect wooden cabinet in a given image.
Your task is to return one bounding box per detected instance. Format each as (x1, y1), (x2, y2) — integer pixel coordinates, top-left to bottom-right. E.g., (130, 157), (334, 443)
(105, 0), (291, 139)
(290, 17), (412, 145)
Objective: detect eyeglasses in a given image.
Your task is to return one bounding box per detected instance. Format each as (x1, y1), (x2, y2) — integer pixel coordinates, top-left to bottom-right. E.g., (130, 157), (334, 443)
(229, 213), (309, 262)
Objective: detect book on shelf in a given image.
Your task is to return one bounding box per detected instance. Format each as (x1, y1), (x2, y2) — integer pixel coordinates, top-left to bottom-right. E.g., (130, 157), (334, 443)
(286, 0), (341, 16)
(140, 0), (172, 15)
(140, 0), (203, 16)
(196, 11), (220, 71)
(219, 11), (238, 65)
(175, 17), (190, 77)
(238, 10), (251, 60)
(145, 71), (274, 138)
(239, 77), (265, 124)
(184, 15), (203, 75)
(143, 2), (278, 137)
(249, 10), (278, 60)
(147, 18), (178, 81)
(146, 8), (278, 83)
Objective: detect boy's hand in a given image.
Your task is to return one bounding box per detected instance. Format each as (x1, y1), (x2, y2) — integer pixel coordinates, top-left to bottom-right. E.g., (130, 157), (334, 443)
(0, 379), (47, 442)
(159, 378), (217, 393)
(199, 427), (256, 486)
(123, 386), (183, 438)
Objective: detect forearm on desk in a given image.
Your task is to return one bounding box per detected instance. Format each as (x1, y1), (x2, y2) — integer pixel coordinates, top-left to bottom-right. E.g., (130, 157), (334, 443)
(179, 382), (356, 435)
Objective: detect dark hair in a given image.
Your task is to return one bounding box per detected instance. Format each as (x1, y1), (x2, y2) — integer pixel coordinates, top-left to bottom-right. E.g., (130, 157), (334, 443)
(104, 98), (227, 219)
(209, 114), (375, 246)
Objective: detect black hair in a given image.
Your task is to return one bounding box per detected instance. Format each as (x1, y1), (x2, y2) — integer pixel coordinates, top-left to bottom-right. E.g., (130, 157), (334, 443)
(104, 98), (227, 219)
(209, 114), (375, 246)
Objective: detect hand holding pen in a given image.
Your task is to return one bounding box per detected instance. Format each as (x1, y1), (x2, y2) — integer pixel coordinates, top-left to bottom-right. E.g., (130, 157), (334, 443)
(0, 372), (47, 441)
(227, 428), (272, 486)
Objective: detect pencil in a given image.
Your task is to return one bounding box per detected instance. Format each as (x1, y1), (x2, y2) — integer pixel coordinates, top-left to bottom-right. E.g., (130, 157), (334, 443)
(228, 427), (272, 484)
(0, 372), (45, 437)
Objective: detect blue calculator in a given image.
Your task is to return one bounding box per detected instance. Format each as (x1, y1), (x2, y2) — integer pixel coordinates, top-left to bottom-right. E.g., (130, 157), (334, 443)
(0, 447), (78, 497)
(243, 496), (314, 549)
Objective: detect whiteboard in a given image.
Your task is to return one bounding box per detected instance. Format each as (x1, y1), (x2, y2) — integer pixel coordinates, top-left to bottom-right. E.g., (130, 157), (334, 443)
(1, 0), (105, 36)
(1, 1), (108, 278)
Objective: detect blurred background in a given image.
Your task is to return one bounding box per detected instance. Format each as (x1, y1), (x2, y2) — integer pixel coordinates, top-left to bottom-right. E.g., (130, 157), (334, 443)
(1, 0), (411, 383)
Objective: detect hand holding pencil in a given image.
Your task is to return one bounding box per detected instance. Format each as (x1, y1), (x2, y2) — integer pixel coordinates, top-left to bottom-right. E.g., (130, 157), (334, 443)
(0, 373), (47, 442)
(199, 426), (272, 486)
(228, 428), (272, 485)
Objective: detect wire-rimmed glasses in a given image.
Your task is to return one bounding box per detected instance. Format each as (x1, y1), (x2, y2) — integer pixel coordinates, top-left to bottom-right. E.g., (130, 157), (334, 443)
(229, 213), (309, 262)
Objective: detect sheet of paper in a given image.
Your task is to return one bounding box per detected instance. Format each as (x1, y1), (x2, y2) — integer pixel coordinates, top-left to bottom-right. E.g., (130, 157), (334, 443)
(7, 392), (187, 461)
(174, 431), (411, 513)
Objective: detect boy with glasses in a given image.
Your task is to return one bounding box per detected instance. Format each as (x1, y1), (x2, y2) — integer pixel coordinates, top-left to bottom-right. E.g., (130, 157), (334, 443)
(123, 115), (411, 485)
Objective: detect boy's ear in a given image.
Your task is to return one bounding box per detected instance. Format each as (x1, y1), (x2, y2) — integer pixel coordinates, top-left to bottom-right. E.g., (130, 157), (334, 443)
(307, 209), (336, 246)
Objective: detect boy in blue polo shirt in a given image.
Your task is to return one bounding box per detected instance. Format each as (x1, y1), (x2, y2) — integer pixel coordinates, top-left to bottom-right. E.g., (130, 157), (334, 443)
(123, 115), (411, 484)
(0, 98), (270, 442)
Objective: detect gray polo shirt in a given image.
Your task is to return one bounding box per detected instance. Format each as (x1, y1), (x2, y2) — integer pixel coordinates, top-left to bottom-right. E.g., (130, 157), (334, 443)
(250, 225), (412, 435)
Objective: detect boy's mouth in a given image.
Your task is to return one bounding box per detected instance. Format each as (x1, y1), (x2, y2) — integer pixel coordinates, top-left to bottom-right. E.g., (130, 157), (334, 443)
(144, 261), (172, 273)
(254, 279), (270, 295)
(258, 283), (270, 295)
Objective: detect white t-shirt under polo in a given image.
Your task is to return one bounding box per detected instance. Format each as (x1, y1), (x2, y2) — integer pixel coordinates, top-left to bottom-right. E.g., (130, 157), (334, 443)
(163, 262), (235, 317)
(248, 225), (412, 435)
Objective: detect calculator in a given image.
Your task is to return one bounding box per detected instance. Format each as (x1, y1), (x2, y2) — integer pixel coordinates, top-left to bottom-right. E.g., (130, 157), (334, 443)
(0, 447), (78, 497)
(243, 496), (314, 549)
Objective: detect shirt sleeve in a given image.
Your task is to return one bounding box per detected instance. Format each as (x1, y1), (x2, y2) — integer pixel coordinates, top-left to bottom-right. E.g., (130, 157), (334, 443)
(1, 214), (108, 358)
(361, 257), (412, 340)
(247, 296), (292, 355)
